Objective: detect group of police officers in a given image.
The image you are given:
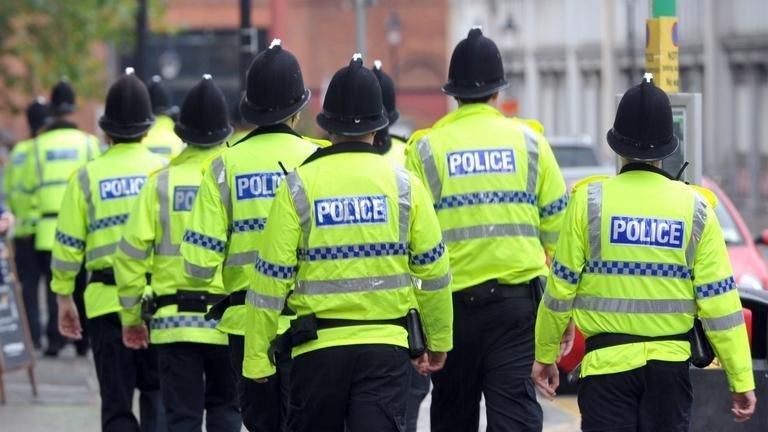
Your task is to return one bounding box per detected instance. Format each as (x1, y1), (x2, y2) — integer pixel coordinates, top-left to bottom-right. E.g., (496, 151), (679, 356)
(2, 26), (757, 432)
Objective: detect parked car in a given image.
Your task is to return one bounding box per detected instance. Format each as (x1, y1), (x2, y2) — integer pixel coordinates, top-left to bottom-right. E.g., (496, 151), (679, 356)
(548, 135), (614, 187)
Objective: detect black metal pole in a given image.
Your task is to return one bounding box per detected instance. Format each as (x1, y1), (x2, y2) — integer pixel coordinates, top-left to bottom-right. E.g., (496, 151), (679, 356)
(135, 0), (148, 79)
(239, 0), (252, 95)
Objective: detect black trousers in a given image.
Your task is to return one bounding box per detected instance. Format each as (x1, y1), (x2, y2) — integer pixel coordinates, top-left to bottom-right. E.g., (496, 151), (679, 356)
(430, 292), (543, 432)
(405, 369), (430, 432)
(38, 250), (89, 352)
(289, 344), (410, 432)
(228, 334), (291, 432)
(578, 360), (693, 432)
(13, 236), (43, 348)
(89, 313), (165, 432)
(157, 342), (241, 432)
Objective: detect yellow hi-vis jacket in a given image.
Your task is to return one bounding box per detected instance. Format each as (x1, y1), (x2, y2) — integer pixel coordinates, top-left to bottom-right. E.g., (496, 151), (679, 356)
(5, 139), (39, 237)
(142, 115), (185, 159)
(382, 135), (407, 167)
(115, 145), (227, 345)
(50, 143), (167, 319)
(23, 124), (101, 251)
(535, 164), (755, 393)
(180, 125), (318, 335)
(243, 142), (454, 380)
(405, 103), (567, 291)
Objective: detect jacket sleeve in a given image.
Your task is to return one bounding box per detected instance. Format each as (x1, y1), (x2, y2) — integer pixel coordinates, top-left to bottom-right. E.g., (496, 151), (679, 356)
(534, 185), (587, 364)
(50, 170), (88, 297)
(407, 173), (453, 352)
(404, 137), (434, 205)
(3, 150), (15, 212)
(180, 158), (229, 286)
(244, 181), (300, 380)
(693, 201), (754, 393)
(535, 136), (568, 256)
(114, 175), (158, 326)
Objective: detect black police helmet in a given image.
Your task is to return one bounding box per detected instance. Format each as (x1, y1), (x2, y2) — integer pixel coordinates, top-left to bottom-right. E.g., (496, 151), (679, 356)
(98, 68), (155, 140)
(26, 97), (48, 135)
(443, 26), (509, 99)
(239, 39), (311, 126)
(371, 60), (399, 125)
(49, 79), (76, 115)
(317, 54), (389, 136)
(607, 74), (679, 161)
(147, 75), (178, 117)
(175, 74), (233, 147)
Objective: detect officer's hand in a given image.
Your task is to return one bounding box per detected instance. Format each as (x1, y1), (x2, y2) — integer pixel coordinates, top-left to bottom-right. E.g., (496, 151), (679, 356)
(122, 324), (149, 349)
(731, 390), (756, 423)
(531, 361), (559, 401)
(0, 211), (14, 235)
(412, 351), (448, 375)
(558, 320), (576, 360)
(57, 295), (82, 340)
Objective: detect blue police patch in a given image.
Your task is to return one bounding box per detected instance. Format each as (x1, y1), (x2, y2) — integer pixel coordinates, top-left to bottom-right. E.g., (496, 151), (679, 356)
(46, 148), (79, 161)
(148, 146), (172, 155)
(99, 176), (147, 200)
(235, 172), (284, 200)
(610, 216), (685, 249)
(446, 149), (516, 177)
(173, 186), (199, 211)
(314, 195), (388, 227)
(12, 153), (27, 165)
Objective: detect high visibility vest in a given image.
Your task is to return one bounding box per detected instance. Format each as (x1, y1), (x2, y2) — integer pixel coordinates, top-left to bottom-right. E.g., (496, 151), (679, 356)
(535, 165), (754, 393)
(5, 139), (39, 237)
(26, 127), (101, 250)
(180, 124), (318, 335)
(50, 143), (167, 319)
(405, 103), (568, 291)
(115, 145), (227, 345)
(242, 142), (454, 380)
(383, 135), (407, 167)
(143, 115), (185, 159)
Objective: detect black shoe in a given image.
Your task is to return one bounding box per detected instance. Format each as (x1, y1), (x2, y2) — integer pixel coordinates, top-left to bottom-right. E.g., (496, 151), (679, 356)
(43, 344), (63, 357)
(75, 344), (89, 357)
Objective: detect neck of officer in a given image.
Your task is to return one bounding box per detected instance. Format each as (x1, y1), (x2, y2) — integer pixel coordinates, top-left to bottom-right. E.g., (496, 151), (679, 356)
(620, 158), (662, 169)
(332, 133), (375, 146)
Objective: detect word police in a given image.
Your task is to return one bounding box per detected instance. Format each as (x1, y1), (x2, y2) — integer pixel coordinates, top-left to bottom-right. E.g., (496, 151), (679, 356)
(173, 186), (199, 211)
(315, 195), (388, 227)
(610, 216), (685, 249)
(235, 172), (284, 200)
(99, 176), (147, 200)
(447, 149), (516, 177)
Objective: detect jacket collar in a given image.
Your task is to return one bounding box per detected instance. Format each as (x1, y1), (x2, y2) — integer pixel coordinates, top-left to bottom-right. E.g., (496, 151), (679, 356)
(432, 103), (502, 130)
(302, 141), (378, 166)
(619, 162), (675, 180)
(45, 119), (78, 131)
(230, 123), (302, 147)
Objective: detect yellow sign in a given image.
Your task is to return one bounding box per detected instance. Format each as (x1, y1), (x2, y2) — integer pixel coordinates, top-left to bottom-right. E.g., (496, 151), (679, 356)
(645, 17), (679, 93)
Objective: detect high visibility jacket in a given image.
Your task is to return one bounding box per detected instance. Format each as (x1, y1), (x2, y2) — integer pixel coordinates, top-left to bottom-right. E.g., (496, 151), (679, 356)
(115, 145), (227, 345)
(143, 115), (185, 159)
(50, 143), (166, 319)
(242, 142), (454, 379)
(5, 139), (39, 237)
(383, 135), (408, 166)
(405, 103), (567, 291)
(180, 124), (318, 335)
(535, 164), (755, 393)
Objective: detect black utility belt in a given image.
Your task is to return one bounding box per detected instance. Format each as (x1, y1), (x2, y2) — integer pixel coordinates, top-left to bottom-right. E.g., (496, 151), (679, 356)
(41, 212), (59, 219)
(90, 268), (151, 286)
(453, 278), (541, 306)
(205, 290), (295, 321)
(584, 332), (690, 355)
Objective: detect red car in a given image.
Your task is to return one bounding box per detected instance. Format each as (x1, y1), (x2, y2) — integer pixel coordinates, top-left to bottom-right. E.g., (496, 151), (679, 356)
(556, 177), (768, 376)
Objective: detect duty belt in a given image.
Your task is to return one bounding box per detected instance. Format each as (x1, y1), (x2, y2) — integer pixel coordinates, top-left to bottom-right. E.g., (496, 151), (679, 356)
(584, 332), (690, 355)
(453, 279), (535, 304)
(152, 290), (226, 313)
(89, 268), (151, 286)
(41, 212), (59, 219)
(204, 290), (295, 321)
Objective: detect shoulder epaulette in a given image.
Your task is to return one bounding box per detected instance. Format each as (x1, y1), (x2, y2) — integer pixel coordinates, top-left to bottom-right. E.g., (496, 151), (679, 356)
(688, 184), (718, 208)
(572, 175), (610, 193)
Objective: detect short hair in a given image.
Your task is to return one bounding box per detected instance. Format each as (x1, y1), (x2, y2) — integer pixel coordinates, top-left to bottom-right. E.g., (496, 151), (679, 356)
(109, 135), (142, 144)
(456, 94), (494, 104)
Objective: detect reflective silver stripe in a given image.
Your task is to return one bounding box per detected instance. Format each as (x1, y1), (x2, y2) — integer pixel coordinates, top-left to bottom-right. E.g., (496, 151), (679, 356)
(686, 194), (708, 266)
(587, 182), (603, 259)
(246, 290), (285, 311)
(225, 250), (259, 267)
(119, 239), (151, 260)
(701, 310), (744, 332)
(442, 223), (538, 243)
(156, 170), (176, 257)
(416, 137), (442, 202)
(394, 167), (411, 244)
(84, 133), (93, 161)
(184, 261), (217, 279)
(211, 157), (232, 221)
(77, 167), (96, 223)
(540, 230), (559, 246)
(573, 296), (696, 314)
(33, 137), (43, 183)
(542, 291), (574, 313)
(286, 172), (311, 249)
(86, 243), (118, 262)
(420, 272), (451, 291)
(119, 296), (142, 308)
(51, 258), (81, 272)
(524, 130), (539, 196)
(295, 274), (411, 295)
(155, 244), (180, 256)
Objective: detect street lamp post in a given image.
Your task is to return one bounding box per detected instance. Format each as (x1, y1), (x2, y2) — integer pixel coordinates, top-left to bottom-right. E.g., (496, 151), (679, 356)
(386, 11), (402, 83)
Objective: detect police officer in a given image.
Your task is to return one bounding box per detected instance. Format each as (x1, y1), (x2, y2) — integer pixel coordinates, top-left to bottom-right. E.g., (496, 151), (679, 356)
(371, 61), (408, 166)
(5, 98), (47, 349)
(180, 38), (317, 432)
(532, 76), (757, 430)
(52, 68), (167, 432)
(24, 78), (101, 356)
(144, 75), (185, 159)
(405, 27), (568, 431)
(242, 54), (453, 432)
(115, 74), (240, 432)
